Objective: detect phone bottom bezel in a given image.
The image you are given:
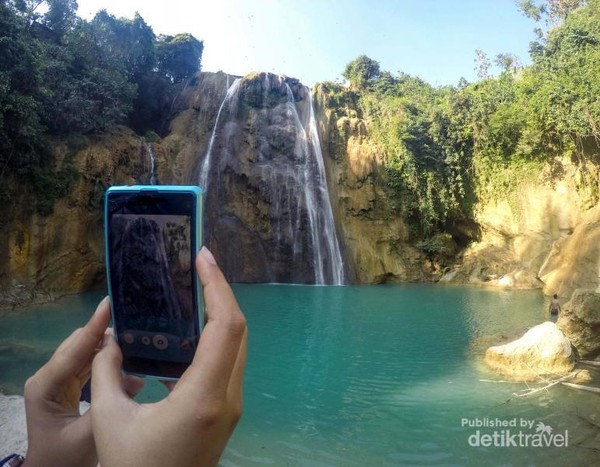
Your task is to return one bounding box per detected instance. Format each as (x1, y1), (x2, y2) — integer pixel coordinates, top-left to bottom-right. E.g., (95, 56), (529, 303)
(122, 356), (190, 380)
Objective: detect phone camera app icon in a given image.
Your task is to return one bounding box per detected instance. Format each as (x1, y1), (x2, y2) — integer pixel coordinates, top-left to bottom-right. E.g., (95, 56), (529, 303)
(141, 336), (151, 346)
(153, 334), (169, 350)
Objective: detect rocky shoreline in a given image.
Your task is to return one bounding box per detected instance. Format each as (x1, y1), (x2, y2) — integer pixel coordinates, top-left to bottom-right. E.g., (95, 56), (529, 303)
(483, 288), (600, 380)
(0, 283), (57, 315)
(0, 393), (90, 460)
(0, 393), (28, 459)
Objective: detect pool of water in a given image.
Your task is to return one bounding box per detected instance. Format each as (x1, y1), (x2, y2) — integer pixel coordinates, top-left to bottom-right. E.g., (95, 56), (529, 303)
(1, 284), (599, 465)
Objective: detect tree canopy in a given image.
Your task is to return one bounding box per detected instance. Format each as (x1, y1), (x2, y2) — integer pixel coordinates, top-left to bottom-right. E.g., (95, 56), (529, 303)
(335, 0), (600, 241)
(0, 0), (203, 218)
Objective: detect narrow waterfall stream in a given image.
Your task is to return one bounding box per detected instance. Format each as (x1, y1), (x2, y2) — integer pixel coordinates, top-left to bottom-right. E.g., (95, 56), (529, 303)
(197, 73), (345, 284)
(140, 138), (158, 185)
(199, 74), (237, 191)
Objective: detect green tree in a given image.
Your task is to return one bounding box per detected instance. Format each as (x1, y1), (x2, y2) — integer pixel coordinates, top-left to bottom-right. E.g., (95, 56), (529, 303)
(342, 55), (381, 90)
(494, 53), (522, 73)
(0, 1), (44, 175)
(42, 0), (78, 41)
(156, 33), (203, 83)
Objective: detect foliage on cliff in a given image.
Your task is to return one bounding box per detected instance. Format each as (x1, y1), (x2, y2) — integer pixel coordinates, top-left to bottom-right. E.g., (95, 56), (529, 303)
(0, 0), (203, 220)
(334, 0), (600, 244)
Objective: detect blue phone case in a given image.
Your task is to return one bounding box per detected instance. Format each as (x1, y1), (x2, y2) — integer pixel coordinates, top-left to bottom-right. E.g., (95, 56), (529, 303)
(104, 185), (204, 380)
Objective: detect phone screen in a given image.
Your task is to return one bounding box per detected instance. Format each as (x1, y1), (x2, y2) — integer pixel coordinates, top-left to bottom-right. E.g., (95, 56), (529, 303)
(106, 188), (202, 379)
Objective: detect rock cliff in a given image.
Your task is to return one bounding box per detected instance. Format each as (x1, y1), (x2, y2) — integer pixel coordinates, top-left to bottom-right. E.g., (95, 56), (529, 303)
(313, 85), (426, 283)
(1, 127), (147, 309)
(153, 72), (427, 284)
(557, 289), (600, 358)
(0, 71), (430, 305)
(441, 159), (600, 300)
(2, 72), (600, 310)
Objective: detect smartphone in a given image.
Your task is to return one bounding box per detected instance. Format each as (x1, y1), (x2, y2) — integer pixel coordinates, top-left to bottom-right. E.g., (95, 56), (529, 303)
(104, 185), (203, 379)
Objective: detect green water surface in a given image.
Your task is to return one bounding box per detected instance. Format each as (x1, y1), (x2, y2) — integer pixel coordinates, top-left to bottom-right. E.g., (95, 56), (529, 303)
(1, 284), (599, 466)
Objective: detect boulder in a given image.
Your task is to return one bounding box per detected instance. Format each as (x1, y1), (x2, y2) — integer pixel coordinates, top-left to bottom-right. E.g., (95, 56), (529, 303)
(557, 289), (600, 358)
(485, 321), (575, 380)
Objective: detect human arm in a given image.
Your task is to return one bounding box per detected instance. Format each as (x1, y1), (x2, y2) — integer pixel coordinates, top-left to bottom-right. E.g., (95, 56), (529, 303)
(91, 247), (247, 467)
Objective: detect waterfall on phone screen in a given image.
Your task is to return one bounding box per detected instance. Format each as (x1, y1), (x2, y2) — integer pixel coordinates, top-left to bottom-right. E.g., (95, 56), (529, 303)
(141, 138), (157, 185)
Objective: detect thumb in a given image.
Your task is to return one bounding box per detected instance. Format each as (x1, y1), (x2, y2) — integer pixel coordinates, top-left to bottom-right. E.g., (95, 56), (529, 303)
(91, 335), (131, 409)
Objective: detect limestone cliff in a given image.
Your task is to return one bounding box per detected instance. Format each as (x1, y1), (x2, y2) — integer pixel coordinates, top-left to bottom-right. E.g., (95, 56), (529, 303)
(3, 71), (600, 307)
(161, 72), (347, 283)
(557, 289), (600, 358)
(2, 71), (427, 304)
(153, 71), (428, 284)
(440, 158), (600, 300)
(1, 127), (150, 308)
(313, 85), (426, 283)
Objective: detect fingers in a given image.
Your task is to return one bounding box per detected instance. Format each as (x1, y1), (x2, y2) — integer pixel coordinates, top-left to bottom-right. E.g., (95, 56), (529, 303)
(123, 375), (145, 398)
(37, 297), (111, 392)
(177, 248), (247, 397)
(91, 335), (129, 406)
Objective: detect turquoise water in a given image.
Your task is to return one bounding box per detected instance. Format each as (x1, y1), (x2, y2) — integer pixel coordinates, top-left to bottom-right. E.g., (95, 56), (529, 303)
(1, 285), (599, 466)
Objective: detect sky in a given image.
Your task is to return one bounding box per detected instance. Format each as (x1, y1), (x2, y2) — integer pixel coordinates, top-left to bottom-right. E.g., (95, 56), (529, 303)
(75, 0), (538, 87)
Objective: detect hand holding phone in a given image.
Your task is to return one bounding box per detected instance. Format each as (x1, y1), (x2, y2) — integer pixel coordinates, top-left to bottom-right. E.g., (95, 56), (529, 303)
(92, 248), (247, 467)
(104, 186), (203, 379)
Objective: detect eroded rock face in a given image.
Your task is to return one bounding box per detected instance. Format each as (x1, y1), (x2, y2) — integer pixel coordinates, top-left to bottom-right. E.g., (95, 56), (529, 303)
(161, 72), (427, 284)
(557, 289), (600, 358)
(15, 71), (600, 301)
(0, 71), (469, 296)
(539, 206), (600, 300)
(165, 72), (345, 283)
(2, 127), (146, 309)
(442, 160), (591, 294)
(313, 86), (426, 283)
(485, 321), (575, 380)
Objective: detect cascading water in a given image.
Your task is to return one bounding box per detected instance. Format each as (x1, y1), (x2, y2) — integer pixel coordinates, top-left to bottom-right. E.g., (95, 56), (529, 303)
(198, 73), (345, 285)
(199, 75), (238, 192)
(148, 144), (157, 185)
(307, 92), (345, 285)
(141, 139), (157, 185)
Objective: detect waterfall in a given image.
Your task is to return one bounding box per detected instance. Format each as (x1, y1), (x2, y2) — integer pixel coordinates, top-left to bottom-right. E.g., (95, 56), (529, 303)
(198, 73), (345, 285)
(199, 75), (238, 191)
(148, 143), (157, 185)
(281, 83), (345, 285)
(141, 139), (157, 185)
(307, 92), (345, 285)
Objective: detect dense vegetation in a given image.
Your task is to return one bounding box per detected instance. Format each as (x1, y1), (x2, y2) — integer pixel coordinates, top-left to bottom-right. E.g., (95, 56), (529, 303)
(0, 0), (203, 219)
(334, 0), (600, 254)
(2, 0), (599, 264)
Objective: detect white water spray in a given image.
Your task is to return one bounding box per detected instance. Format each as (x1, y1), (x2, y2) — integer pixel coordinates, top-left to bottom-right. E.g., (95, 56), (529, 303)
(198, 73), (345, 284)
(142, 139), (157, 185)
(199, 75), (239, 191)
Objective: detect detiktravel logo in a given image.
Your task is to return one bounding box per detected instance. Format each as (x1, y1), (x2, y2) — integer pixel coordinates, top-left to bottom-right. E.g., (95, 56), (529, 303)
(462, 418), (568, 448)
